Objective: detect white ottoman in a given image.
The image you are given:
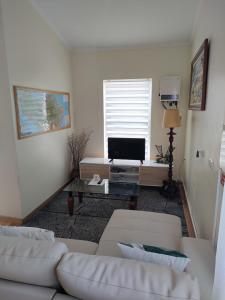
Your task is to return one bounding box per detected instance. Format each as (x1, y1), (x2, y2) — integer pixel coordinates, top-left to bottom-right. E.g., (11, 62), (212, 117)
(97, 209), (182, 257)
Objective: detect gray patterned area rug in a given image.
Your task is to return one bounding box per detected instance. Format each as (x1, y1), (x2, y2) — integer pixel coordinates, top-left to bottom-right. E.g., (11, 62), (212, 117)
(24, 187), (188, 242)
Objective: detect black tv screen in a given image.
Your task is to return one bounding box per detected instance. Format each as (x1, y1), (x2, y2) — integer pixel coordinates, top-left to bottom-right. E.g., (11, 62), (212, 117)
(108, 138), (145, 161)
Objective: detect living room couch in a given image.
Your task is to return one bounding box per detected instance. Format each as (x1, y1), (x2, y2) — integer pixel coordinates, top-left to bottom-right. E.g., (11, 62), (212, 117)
(0, 210), (215, 300)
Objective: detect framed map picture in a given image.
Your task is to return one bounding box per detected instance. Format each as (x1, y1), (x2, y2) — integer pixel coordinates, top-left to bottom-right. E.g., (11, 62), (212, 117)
(14, 86), (71, 139)
(189, 39), (209, 111)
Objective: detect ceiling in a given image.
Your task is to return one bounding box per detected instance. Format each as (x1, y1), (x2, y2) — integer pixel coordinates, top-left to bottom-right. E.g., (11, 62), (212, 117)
(31, 0), (200, 50)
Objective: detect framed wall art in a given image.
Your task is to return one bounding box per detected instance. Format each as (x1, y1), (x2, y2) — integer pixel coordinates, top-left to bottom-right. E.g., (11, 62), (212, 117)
(189, 39), (209, 111)
(14, 86), (71, 139)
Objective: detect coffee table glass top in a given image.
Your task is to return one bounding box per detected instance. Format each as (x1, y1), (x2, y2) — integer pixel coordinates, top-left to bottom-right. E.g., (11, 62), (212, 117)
(64, 178), (139, 197)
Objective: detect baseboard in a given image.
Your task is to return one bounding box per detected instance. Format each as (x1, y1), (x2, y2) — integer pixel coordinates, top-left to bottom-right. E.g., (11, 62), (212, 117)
(0, 216), (22, 226)
(182, 182), (198, 237)
(22, 179), (72, 224)
(178, 182), (197, 238)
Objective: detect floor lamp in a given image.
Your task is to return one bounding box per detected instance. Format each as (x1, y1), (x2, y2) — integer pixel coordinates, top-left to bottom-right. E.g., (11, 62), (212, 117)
(162, 109), (181, 199)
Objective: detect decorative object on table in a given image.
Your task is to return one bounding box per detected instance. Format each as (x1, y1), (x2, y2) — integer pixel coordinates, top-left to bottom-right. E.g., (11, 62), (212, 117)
(162, 109), (181, 199)
(88, 174), (105, 186)
(155, 145), (174, 164)
(68, 130), (92, 178)
(13, 86), (71, 139)
(189, 39), (209, 111)
(88, 178), (105, 186)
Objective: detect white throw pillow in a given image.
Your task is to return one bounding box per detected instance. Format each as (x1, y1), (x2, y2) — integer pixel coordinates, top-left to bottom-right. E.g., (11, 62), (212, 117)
(118, 242), (190, 272)
(0, 226), (55, 241)
(57, 252), (200, 300)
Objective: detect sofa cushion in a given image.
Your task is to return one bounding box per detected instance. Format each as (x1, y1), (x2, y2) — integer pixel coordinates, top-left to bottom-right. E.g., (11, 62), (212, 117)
(56, 238), (98, 254)
(0, 279), (57, 300)
(57, 252), (200, 300)
(0, 226), (55, 241)
(53, 293), (79, 300)
(97, 209), (182, 257)
(181, 237), (215, 300)
(0, 236), (68, 288)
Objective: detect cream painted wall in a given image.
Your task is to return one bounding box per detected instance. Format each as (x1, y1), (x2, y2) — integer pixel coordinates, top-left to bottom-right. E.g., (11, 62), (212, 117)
(183, 0), (225, 239)
(72, 45), (190, 178)
(0, 2), (21, 218)
(1, 0), (73, 218)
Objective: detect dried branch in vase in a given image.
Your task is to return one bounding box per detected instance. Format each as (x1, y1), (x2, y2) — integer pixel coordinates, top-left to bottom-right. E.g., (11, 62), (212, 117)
(68, 130), (92, 178)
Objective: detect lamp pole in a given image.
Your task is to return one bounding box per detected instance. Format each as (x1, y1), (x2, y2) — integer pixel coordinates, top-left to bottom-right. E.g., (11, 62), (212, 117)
(161, 127), (178, 199)
(161, 108), (181, 200)
(168, 128), (175, 183)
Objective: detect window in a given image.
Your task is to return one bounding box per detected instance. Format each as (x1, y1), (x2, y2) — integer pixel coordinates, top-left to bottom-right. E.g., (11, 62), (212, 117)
(220, 127), (225, 170)
(213, 126), (225, 247)
(103, 79), (152, 159)
(213, 127), (225, 298)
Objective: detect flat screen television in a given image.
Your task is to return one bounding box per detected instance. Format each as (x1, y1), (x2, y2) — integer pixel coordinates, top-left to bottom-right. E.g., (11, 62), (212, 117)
(108, 138), (145, 162)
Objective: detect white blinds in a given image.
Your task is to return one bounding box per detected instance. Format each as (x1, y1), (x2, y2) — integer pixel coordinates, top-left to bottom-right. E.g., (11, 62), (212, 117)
(213, 175), (225, 300)
(220, 127), (225, 172)
(103, 79), (152, 159)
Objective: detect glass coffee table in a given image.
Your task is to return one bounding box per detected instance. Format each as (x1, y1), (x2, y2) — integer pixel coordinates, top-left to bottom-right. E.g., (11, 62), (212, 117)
(64, 178), (140, 216)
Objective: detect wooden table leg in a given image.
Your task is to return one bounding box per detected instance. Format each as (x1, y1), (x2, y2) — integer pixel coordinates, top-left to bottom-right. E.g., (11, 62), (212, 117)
(67, 191), (74, 216)
(129, 196), (137, 210)
(78, 192), (83, 204)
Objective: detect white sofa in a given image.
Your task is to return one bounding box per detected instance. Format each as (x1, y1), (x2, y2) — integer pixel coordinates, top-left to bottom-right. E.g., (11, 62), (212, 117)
(0, 209), (215, 300)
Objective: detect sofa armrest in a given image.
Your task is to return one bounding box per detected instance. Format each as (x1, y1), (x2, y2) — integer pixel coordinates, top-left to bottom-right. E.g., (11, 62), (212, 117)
(181, 237), (215, 300)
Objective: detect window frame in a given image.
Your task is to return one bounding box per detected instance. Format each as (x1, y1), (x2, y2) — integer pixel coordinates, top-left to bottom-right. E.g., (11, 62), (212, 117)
(103, 78), (152, 160)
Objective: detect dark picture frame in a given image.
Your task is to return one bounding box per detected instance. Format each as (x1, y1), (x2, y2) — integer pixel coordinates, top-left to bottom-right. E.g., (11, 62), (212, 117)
(189, 39), (209, 111)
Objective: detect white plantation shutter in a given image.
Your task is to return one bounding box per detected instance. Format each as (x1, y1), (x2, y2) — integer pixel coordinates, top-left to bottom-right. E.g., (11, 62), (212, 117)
(220, 127), (225, 172)
(103, 79), (152, 159)
(213, 127), (225, 300)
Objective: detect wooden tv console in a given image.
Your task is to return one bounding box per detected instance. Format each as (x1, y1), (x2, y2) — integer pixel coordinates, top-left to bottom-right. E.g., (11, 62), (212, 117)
(80, 158), (168, 187)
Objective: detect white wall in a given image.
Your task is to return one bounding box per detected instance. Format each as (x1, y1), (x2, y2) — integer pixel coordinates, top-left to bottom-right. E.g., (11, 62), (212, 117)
(1, 0), (73, 218)
(72, 45), (190, 178)
(0, 2), (21, 218)
(184, 0), (225, 239)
